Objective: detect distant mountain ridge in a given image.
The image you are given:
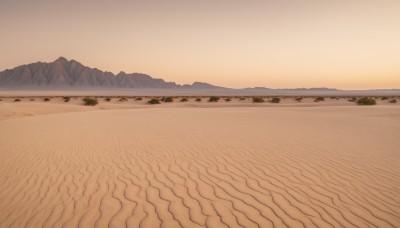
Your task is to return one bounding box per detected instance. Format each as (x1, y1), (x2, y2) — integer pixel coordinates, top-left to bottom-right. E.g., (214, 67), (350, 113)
(1, 58), (398, 96)
(0, 57), (221, 89)
(243, 87), (338, 91)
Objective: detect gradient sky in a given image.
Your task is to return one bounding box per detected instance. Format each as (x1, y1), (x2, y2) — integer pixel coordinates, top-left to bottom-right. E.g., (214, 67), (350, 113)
(1, 0), (399, 89)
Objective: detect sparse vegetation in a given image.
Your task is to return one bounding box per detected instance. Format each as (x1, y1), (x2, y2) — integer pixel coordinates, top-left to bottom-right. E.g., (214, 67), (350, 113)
(119, 97), (128, 102)
(160, 97), (173, 103)
(239, 97), (246, 101)
(30, 98), (35, 101)
(357, 97), (376, 105)
(164, 97), (174, 102)
(83, 97), (98, 106)
(224, 97), (231, 102)
(104, 97), (111, 102)
(208, 96), (220, 102)
(270, 97), (281, 103)
(63, 97), (70, 102)
(147, 98), (160, 104)
(314, 97), (324, 102)
(389, 99), (397, 103)
(135, 97), (143, 101)
(44, 98), (50, 102)
(252, 97), (264, 103)
(180, 97), (188, 102)
(295, 97), (303, 102)
(14, 98), (21, 102)
(381, 97), (389, 100)
(195, 97), (202, 102)
(348, 97), (357, 102)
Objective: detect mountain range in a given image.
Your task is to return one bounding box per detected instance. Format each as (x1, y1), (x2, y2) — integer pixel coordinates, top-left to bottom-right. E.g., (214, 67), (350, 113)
(1, 57), (399, 96)
(0, 57), (220, 89)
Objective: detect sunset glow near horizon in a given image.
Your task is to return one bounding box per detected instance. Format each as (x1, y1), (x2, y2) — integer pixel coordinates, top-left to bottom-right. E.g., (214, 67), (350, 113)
(1, 0), (400, 89)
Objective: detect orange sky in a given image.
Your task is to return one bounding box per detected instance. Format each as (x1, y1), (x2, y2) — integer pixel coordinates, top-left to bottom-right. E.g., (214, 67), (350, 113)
(1, 0), (399, 89)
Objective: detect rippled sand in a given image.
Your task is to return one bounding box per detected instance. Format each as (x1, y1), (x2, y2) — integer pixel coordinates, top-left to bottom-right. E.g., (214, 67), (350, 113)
(0, 102), (399, 227)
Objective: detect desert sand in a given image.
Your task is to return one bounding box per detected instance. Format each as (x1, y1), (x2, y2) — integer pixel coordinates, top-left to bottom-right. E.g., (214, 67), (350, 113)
(0, 98), (400, 227)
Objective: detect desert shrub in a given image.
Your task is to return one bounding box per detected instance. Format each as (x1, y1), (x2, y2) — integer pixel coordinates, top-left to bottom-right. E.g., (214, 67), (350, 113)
(135, 97), (143, 101)
(270, 97), (281, 103)
(224, 97), (232, 102)
(14, 98), (21, 102)
(357, 97), (376, 105)
(252, 97), (264, 103)
(208, 96), (220, 102)
(389, 99), (397, 103)
(314, 97), (324, 102)
(83, 97), (98, 106)
(195, 97), (202, 102)
(119, 97), (128, 102)
(63, 97), (70, 102)
(381, 97), (389, 100)
(147, 98), (160, 104)
(295, 97), (303, 102)
(348, 97), (356, 102)
(104, 97), (111, 102)
(180, 97), (188, 102)
(162, 97), (173, 102)
(330, 97), (339, 100)
(239, 97), (246, 101)
(44, 98), (50, 102)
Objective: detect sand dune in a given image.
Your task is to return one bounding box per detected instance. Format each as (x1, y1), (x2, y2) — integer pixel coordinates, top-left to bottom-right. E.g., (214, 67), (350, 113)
(0, 104), (400, 227)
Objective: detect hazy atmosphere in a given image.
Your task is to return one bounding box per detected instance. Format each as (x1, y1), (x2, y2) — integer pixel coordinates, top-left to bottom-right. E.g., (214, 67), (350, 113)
(1, 0), (400, 89)
(2, 1), (400, 227)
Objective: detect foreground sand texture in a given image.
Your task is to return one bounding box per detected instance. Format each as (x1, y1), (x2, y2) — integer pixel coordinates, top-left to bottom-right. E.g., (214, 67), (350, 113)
(1, 105), (400, 227)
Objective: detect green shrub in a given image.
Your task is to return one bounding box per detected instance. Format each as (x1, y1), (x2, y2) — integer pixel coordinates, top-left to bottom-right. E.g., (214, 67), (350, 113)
(314, 97), (324, 102)
(270, 97), (281, 103)
(389, 99), (397, 103)
(252, 97), (264, 103)
(357, 97), (376, 105)
(195, 97), (202, 102)
(83, 97), (98, 106)
(147, 98), (160, 104)
(208, 96), (220, 102)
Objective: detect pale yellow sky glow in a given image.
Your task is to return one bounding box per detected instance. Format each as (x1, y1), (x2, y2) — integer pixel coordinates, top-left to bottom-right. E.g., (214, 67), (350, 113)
(1, 0), (399, 89)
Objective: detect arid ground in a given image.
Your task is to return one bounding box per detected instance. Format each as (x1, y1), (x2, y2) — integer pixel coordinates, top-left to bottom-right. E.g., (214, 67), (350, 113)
(0, 97), (399, 227)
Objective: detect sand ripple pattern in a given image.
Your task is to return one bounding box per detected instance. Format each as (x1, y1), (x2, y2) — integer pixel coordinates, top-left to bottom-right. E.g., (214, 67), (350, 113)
(0, 107), (400, 228)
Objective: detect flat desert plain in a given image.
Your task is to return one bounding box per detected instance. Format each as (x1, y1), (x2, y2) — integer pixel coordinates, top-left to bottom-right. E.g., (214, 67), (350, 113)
(0, 98), (400, 228)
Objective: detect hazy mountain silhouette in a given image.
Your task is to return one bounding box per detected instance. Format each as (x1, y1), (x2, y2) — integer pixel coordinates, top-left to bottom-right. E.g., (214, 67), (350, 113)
(0, 57), (221, 89)
(1, 57), (398, 96)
